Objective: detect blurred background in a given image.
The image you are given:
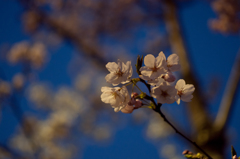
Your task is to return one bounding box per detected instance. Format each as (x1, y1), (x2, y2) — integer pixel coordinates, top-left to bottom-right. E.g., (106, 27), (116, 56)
(0, 0), (239, 158)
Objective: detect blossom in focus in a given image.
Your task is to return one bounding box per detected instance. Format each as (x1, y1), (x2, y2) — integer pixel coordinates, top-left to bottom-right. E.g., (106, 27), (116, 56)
(162, 72), (176, 83)
(121, 96), (142, 114)
(175, 79), (195, 105)
(159, 51), (181, 72)
(151, 82), (177, 104)
(121, 104), (134, 114)
(140, 74), (164, 86)
(101, 86), (130, 112)
(139, 54), (166, 79)
(105, 59), (132, 86)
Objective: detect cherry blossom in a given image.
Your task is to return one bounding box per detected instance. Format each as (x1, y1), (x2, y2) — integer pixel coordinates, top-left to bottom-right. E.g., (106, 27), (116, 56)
(121, 104), (134, 114)
(140, 74), (164, 86)
(121, 98), (142, 114)
(151, 82), (177, 104)
(162, 72), (176, 83)
(159, 51), (181, 72)
(175, 79), (195, 105)
(139, 54), (166, 79)
(101, 86), (130, 112)
(105, 59), (132, 86)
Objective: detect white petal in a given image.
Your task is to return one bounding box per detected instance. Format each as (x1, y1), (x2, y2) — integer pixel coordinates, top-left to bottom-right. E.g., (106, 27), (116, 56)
(156, 68), (166, 76)
(149, 72), (161, 79)
(158, 51), (166, 61)
(181, 95), (193, 102)
(105, 73), (118, 83)
(155, 54), (163, 68)
(183, 84), (195, 95)
(114, 107), (121, 112)
(156, 95), (166, 104)
(140, 66), (153, 77)
(120, 86), (130, 103)
(176, 95), (181, 105)
(117, 59), (123, 70)
(101, 92), (113, 104)
(175, 79), (185, 90)
(124, 61), (133, 77)
(165, 97), (176, 104)
(155, 77), (165, 86)
(168, 86), (177, 96)
(144, 54), (155, 68)
(169, 64), (181, 72)
(151, 86), (161, 98)
(159, 82), (170, 91)
(139, 75), (151, 81)
(106, 62), (118, 73)
(112, 77), (124, 86)
(101, 86), (111, 92)
(121, 104), (134, 113)
(167, 54), (179, 65)
(122, 61), (130, 72)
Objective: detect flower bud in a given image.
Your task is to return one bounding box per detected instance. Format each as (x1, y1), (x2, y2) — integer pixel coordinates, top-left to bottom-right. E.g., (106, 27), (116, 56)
(163, 73), (176, 82)
(131, 92), (138, 98)
(121, 104), (134, 114)
(134, 99), (142, 109)
(182, 150), (192, 155)
(128, 98), (136, 105)
(233, 155), (237, 159)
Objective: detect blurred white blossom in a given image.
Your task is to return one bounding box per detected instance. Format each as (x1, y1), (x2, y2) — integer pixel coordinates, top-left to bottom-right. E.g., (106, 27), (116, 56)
(0, 80), (11, 97)
(8, 41), (47, 69)
(12, 73), (25, 90)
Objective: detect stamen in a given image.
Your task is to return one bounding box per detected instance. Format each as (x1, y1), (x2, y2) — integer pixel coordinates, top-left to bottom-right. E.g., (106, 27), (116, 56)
(116, 68), (124, 77)
(151, 66), (158, 72)
(161, 90), (169, 97)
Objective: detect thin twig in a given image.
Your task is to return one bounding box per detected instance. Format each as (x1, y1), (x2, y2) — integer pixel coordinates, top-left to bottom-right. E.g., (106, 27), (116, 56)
(162, 0), (210, 131)
(139, 78), (151, 93)
(154, 104), (213, 159)
(140, 79), (213, 159)
(19, 0), (108, 70)
(0, 68), (36, 156)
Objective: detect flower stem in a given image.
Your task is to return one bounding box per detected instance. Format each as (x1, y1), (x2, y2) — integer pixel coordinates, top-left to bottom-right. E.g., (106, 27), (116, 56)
(151, 100), (213, 159)
(132, 83), (144, 93)
(142, 94), (213, 158)
(139, 78), (151, 93)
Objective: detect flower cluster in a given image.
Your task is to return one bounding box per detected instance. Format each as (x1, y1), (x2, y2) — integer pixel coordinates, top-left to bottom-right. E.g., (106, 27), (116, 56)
(101, 52), (195, 113)
(7, 41), (47, 69)
(210, 0), (240, 33)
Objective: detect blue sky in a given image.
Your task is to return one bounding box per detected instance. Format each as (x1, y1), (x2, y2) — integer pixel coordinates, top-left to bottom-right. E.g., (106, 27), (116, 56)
(0, 0), (240, 158)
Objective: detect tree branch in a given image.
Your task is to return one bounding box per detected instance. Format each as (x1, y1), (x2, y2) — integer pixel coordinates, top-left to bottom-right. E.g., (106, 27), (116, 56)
(161, 0), (211, 131)
(19, 0), (108, 70)
(142, 93), (213, 159)
(213, 48), (240, 132)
